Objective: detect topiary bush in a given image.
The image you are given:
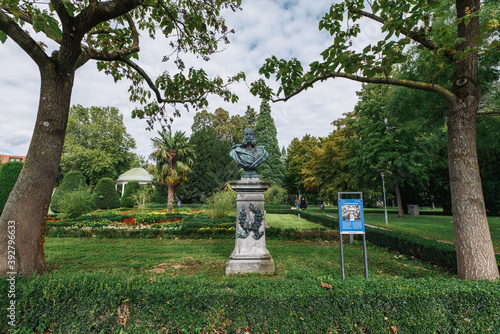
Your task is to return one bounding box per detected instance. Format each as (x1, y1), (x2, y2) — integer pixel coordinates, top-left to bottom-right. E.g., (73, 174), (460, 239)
(0, 161), (24, 213)
(50, 170), (87, 213)
(120, 181), (140, 208)
(93, 177), (120, 209)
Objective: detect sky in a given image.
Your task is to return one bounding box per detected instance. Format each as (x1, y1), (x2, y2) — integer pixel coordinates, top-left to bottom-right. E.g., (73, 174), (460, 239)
(0, 0), (379, 159)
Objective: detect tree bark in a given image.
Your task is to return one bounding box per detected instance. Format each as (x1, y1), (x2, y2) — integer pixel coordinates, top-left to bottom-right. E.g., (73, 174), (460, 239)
(0, 65), (74, 277)
(446, 0), (499, 280)
(447, 96), (499, 280)
(167, 183), (175, 212)
(392, 173), (404, 218)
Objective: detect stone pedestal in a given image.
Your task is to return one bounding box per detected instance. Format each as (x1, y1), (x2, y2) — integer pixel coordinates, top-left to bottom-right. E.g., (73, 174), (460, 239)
(225, 177), (275, 275)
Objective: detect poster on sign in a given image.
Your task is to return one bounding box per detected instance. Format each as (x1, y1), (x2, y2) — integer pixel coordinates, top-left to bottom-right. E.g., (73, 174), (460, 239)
(338, 199), (365, 234)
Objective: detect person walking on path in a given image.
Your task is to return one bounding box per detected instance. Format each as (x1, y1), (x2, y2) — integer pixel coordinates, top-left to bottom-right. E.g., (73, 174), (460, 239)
(294, 197), (300, 210)
(299, 197), (307, 210)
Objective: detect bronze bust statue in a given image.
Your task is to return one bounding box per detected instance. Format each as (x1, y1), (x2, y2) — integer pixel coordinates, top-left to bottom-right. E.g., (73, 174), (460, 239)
(230, 128), (268, 178)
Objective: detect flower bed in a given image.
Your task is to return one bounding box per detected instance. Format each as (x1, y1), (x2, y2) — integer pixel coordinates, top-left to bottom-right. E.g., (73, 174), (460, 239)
(45, 209), (238, 238)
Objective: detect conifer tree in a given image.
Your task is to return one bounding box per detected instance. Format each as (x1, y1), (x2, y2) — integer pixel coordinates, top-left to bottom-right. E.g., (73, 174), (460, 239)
(254, 100), (285, 185)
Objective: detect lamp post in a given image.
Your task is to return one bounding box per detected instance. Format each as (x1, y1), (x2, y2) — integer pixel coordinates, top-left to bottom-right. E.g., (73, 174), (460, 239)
(381, 172), (388, 225)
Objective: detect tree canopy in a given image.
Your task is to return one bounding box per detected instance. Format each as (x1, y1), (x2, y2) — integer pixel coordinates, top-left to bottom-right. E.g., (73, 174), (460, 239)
(149, 130), (195, 212)
(251, 0), (500, 280)
(0, 0), (243, 277)
(254, 100), (285, 186)
(60, 105), (139, 185)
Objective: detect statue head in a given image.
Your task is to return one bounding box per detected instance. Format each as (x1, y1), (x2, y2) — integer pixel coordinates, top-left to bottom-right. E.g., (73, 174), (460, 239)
(241, 128), (257, 147)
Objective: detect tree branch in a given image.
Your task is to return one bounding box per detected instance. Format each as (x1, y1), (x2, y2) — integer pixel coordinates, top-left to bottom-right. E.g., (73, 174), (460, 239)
(0, 10), (50, 68)
(77, 13), (140, 68)
(50, 0), (72, 28)
(75, 0), (143, 39)
(273, 72), (456, 105)
(348, 7), (455, 61)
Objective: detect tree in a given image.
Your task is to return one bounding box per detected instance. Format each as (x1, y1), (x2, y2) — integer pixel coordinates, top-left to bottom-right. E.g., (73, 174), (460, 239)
(284, 134), (320, 199)
(50, 170), (87, 213)
(60, 105), (139, 185)
(191, 107), (248, 145)
(93, 177), (121, 210)
(347, 84), (432, 217)
(177, 129), (240, 202)
(302, 117), (356, 203)
(0, 162), (23, 214)
(252, 0), (500, 280)
(0, 0), (243, 276)
(150, 130), (195, 212)
(254, 100), (285, 185)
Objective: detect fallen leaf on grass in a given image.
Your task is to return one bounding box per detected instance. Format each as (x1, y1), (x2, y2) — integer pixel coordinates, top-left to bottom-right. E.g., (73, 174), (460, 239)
(320, 282), (333, 289)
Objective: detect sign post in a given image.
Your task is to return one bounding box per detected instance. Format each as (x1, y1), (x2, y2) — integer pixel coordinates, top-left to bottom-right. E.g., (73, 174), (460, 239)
(338, 192), (369, 281)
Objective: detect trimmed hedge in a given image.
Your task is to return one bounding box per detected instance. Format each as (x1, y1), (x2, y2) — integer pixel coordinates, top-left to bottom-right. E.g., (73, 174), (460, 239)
(1, 273), (499, 333)
(93, 177), (121, 209)
(50, 171), (86, 213)
(265, 209), (338, 229)
(0, 161), (23, 213)
(366, 226), (500, 273)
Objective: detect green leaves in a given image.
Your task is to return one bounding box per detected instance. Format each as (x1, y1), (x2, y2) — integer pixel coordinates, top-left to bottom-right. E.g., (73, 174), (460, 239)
(0, 30), (7, 43)
(32, 11), (62, 40)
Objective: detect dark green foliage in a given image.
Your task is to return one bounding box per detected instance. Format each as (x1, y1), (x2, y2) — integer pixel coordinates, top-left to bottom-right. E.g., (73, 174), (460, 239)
(120, 181), (140, 208)
(254, 100), (285, 185)
(50, 170), (87, 213)
(177, 129), (240, 203)
(0, 161), (23, 213)
(152, 183), (168, 203)
(93, 178), (120, 210)
(2, 272), (499, 333)
(477, 115), (500, 216)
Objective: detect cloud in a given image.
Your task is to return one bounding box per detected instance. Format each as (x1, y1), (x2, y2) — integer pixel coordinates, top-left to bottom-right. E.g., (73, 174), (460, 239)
(0, 1), (362, 159)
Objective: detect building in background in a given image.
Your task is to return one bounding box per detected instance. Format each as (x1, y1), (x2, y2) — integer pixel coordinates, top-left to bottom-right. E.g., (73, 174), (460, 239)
(0, 154), (26, 163)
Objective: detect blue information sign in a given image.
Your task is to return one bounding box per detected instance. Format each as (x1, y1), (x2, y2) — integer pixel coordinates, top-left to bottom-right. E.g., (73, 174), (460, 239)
(338, 199), (365, 234)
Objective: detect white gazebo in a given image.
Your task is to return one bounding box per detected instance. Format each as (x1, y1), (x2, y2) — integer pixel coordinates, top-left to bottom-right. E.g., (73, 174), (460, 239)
(115, 167), (154, 196)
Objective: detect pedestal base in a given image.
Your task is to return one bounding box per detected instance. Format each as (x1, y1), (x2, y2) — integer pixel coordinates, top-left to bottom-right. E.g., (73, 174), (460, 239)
(226, 177), (275, 276)
(225, 256), (275, 275)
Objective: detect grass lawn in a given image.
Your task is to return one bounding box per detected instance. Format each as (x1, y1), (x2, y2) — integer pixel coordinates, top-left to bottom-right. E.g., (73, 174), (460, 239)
(305, 205), (500, 253)
(44, 237), (452, 281)
(265, 213), (327, 230)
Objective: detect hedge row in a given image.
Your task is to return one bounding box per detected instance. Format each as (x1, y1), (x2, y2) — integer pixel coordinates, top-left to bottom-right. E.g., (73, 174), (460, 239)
(365, 226), (500, 273)
(266, 209), (338, 229)
(1, 273), (499, 333)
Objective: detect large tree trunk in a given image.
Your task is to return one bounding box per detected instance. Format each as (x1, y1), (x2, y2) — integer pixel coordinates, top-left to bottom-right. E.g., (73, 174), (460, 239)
(447, 95), (499, 280)
(0, 65), (74, 277)
(446, 0), (499, 280)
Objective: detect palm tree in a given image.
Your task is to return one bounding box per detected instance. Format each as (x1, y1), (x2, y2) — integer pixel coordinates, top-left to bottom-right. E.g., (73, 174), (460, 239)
(150, 131), (195, 212)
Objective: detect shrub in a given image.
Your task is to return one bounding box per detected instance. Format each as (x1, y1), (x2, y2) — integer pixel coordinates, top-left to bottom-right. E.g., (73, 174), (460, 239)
(2, 273), (500, 334)
(58, 188), (96, 218)
(131, 185), (153, 211)
(50, 170), (87, 213)
(120, 181), (140, 208)
(264, 184), (287, 205)
(152, 183), (168, 203)
(0, 161), (23, 213)
(93, 177), (120, 209)
(204, 186), (236, 219)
